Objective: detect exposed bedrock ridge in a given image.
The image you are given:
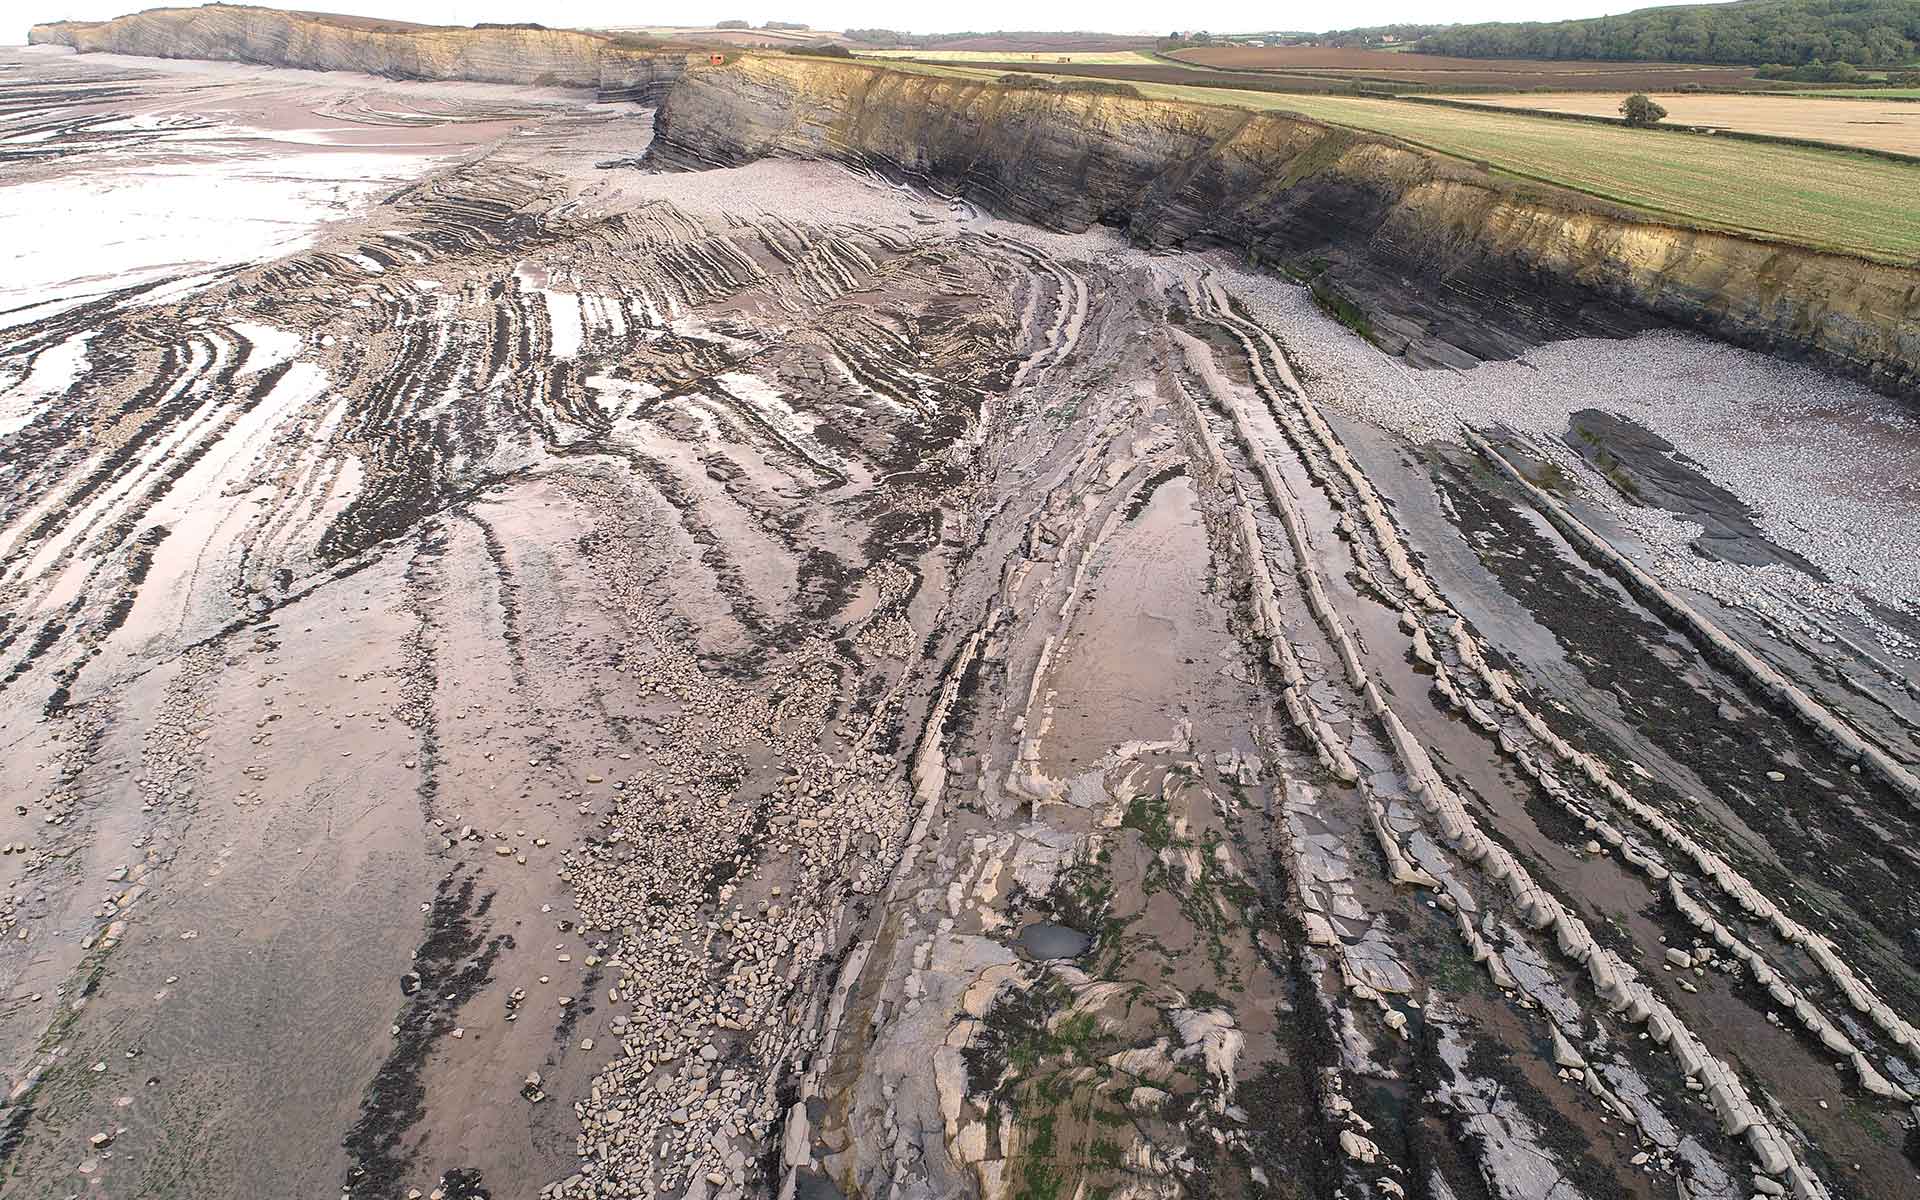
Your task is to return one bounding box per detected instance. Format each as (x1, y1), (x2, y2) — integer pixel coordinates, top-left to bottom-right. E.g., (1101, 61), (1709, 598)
(30, 7), (1920, 400)
(646, 56), (1920, 399)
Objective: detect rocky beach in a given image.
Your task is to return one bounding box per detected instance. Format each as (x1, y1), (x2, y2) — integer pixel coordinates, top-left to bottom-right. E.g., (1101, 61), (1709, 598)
(3, 25), (1920, 1200)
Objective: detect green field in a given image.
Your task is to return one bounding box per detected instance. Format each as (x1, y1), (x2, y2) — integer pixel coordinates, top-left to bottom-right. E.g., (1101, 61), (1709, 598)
(1121, 81), (1920, 261)
(843, 59), (1920, 261)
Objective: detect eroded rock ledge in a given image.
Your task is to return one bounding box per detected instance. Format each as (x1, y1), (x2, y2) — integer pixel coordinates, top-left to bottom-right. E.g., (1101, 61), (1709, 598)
(29, 5), (1920, 397)
(651, 55), (1920, 398)
(29, 4), (689, 100)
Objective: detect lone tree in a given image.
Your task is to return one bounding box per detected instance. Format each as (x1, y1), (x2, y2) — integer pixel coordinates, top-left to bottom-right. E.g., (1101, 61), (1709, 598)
(1619, 93), (1668, 127)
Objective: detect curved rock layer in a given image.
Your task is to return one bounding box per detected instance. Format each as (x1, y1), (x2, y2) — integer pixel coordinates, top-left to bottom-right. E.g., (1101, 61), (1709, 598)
(4, 42), (1920, 1200)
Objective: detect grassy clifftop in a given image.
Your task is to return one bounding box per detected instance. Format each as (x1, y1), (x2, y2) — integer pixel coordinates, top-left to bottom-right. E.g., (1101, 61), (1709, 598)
(656, 52), (1920, 396)
(30, 7), (1920, 397)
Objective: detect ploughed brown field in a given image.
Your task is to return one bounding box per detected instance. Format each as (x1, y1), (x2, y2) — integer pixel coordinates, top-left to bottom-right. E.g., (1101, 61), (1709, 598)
(966, 61), (1368, 93)
(606, 27), (836, 48)
(930, 33), (1162, 51)
(1170, 45), (1759, 88)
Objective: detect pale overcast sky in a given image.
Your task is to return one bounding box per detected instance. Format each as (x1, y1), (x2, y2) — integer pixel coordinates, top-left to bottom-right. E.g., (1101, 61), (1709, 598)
(8, 2), (1731, 49)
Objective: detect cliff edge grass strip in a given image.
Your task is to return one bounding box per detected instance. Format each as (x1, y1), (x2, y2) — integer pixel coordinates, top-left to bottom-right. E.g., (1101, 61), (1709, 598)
(888, 60), (1920, 263)
(1121, 84), (1920, 263)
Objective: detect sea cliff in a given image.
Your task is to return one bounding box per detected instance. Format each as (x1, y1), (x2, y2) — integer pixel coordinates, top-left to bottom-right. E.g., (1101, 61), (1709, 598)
(651, 54), (1920, 395)
(30, 5), (688, 100)
(31, 6), (1920, 397)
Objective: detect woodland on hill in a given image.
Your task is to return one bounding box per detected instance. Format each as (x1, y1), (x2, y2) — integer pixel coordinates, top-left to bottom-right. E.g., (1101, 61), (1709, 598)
(1406, 0), (1918, 66)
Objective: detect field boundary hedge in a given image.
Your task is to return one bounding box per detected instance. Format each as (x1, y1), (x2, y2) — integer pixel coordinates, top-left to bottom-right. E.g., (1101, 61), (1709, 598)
(1394, 93), (1920, 166)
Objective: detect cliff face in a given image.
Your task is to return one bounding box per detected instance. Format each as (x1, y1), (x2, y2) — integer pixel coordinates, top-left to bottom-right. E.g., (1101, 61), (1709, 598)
(29, 5), (689, 100)
(31, 10), (1920, 398)
(654, 56), (1920, 397)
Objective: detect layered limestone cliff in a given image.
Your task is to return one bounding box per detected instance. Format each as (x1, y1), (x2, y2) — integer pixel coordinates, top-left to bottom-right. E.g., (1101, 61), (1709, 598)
(29, 4), (689, 100)
(651, 55), (1920, 397)
(30, 8), (1920, 397)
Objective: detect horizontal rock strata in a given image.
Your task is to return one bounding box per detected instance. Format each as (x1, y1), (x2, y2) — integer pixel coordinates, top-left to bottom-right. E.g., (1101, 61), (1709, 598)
(30, 5), (689, 100)
(31, 9), (1920, 399)
(649, 55), (1920, 400)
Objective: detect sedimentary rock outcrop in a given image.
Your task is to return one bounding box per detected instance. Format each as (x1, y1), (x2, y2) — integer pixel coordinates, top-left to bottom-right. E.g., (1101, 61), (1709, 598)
(650, 54), (1920, 398)
(31, 4), (689, 99)
(31, 8), (1920, 399)
(9, 20), (1920, 1200)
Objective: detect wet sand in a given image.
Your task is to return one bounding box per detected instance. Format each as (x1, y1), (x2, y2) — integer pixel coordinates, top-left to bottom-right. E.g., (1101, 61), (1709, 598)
(3, 47), (1919, 1200)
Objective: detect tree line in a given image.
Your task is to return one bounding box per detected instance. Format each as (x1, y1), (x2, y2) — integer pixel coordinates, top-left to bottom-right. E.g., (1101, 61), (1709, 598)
(1407, 0), (1919, 66)
(1318, 24), (1460, 48)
